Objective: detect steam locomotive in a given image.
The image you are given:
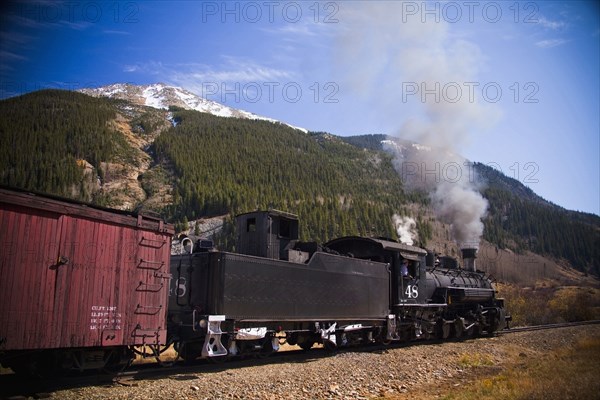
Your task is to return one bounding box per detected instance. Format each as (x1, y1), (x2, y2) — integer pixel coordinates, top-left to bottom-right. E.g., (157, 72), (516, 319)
(0, 188), (509, 375)
(167, 210), (509, 360)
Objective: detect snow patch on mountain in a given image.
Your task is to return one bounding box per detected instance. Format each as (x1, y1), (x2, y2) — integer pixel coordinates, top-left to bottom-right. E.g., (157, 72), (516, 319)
(79, 83), (307, 132)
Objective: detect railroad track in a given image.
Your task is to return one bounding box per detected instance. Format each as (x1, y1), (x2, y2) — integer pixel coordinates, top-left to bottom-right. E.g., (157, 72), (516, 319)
(498, 319), (600, 335)
(2, 320), (599, 399)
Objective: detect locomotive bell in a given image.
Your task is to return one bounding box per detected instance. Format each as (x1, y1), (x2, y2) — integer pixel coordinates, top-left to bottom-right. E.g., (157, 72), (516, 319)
(461, 248), (477, 272)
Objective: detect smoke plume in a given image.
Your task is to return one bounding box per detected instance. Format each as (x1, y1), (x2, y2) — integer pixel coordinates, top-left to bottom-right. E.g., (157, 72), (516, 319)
(336, 2), (500, 247)
(393, 215), (418, 246)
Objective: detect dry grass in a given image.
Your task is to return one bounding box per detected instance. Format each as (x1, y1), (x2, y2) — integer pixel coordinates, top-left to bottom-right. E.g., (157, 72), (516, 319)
(441, 336), (600, 400)
(458, 352), (494, 368)
(497, 283), (600, 327)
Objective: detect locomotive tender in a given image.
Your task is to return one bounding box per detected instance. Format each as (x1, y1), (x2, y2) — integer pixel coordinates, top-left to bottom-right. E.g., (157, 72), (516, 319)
(0, 188), (509, 375)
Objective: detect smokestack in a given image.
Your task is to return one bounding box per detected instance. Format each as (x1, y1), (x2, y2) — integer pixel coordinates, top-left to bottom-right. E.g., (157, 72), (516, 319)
(461, 248), (477, 272)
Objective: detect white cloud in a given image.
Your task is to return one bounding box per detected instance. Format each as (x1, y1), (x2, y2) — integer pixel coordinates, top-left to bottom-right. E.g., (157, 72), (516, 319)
(184, 56), (294, 82)
(275, 24), (317, 37)
(261, 17), (335, 38)
(120, 58), (295, 96)
(537, 17), (567, 31)
(535, 39), (568, 48)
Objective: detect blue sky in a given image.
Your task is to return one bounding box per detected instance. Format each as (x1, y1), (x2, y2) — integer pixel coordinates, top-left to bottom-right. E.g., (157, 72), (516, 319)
(1, 1), (599, 215)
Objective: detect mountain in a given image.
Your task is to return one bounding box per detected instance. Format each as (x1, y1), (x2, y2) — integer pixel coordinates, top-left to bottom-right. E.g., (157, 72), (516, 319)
(0, 89), (598, 279)
(78, 83), (307, 132)
(0, 89), (420, 244)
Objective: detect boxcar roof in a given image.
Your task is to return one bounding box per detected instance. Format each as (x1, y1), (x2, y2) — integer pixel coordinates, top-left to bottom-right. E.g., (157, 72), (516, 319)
(0, 185), (174, 234)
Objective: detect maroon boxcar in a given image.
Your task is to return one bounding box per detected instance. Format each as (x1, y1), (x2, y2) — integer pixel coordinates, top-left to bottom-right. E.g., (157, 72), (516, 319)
(0, 187), (174, 375)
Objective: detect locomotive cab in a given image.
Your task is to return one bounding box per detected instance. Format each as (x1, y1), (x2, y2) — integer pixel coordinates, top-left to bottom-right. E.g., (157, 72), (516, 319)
(325, 237), (427, 306)
(397, 253), (425, 304)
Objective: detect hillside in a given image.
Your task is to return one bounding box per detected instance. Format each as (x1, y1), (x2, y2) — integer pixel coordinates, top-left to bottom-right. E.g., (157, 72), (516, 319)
(152, 110), (428, 244)
(479, 162), (599, 276)
(0, 89), (174, 209)
(0, 89), (597, 279)
(0, 90), (129, 200)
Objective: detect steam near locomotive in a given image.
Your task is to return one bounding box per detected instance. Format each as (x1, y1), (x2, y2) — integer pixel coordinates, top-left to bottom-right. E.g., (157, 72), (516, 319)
(0, 187), (509, 376)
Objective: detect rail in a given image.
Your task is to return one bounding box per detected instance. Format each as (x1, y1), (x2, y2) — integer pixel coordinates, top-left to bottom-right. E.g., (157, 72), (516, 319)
(498, 319), (600, 335)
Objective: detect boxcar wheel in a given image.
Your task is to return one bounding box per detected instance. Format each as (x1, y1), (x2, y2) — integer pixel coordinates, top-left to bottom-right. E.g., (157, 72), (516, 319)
(101, 349), (132, 374)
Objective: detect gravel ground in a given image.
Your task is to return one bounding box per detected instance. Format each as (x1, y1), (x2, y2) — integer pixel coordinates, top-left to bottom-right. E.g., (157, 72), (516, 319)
(13, 325), (600, 400)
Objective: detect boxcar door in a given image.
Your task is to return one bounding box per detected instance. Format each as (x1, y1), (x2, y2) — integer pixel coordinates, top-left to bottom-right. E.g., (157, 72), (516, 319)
(52, 214), (122, 348)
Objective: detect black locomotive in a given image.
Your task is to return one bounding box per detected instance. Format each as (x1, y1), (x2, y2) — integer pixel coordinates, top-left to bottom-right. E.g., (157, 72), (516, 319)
(167, 210), (510, 360)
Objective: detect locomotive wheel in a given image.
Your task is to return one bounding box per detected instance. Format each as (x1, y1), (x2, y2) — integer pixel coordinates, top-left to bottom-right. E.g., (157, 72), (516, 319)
(375, 328), (392, 345)
(454, 319), (464, 339)
(487, 318), (500, 336)
(294, 333), (317, 351)
(177, 342), (203, 363)
(258, 338), (275, 359)
(435, 321), (451, 339)
(465, 324), (475, 337)
(286, 333), (298, 346)
(298, 337), (315, 351)
(323, 340), (337, 352)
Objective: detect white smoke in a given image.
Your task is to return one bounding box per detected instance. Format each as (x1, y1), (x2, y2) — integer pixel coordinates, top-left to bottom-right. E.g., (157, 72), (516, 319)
(393, 215), (418, 246)
(382, 142), (488, 247)
(431, 173), (488, 248)
(336, 2), (499, 248)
